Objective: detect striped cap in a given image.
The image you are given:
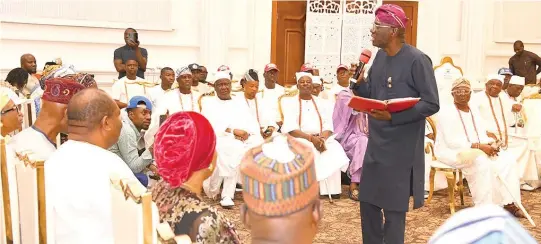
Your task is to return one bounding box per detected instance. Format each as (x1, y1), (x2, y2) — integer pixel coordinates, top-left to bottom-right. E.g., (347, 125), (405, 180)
(240, 135), (318, 217)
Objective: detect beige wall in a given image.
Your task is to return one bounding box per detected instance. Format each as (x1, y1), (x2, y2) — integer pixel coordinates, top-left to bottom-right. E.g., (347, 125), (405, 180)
(0, 0), (272, 93)
(415, 0), (541, 90)
(1, 0), (539, 93)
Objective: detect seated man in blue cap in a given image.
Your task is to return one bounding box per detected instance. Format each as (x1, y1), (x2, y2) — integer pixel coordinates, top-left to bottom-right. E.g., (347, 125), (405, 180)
(498, 67), (513, 90)
(109, 95), (155, 187)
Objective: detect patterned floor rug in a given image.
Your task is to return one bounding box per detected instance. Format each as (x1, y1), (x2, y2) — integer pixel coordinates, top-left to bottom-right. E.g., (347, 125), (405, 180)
(210, 186), (541, 243)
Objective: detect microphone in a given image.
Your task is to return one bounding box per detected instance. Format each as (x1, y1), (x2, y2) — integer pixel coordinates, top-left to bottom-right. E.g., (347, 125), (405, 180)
(349, 49), (372, 89)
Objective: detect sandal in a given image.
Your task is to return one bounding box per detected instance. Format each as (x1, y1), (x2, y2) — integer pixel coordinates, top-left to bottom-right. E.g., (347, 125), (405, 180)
(504, 204), (525, 218)
(349, 189), (359, 201)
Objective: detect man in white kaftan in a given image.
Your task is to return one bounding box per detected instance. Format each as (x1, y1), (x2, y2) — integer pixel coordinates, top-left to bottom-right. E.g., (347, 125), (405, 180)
(435, 78), (522, 214)
(146, 67), (176, 109)
(111, 59), (156, 108)
(260, 63), (286, 125)
(144, 67), (201, 150)
(471, 75), (537, 190)
(202, 71), (263, 208)
(45, 88), (142, 244)
(282, 72), (349, 196)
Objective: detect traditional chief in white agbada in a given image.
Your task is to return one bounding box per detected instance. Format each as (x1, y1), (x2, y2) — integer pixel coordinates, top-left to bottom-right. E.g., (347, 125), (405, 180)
(435, 78), (523, 217)
(239, 69), (277, 139)
(282, 72), (349, 196)
(45, 89), (142, 244)
(201, 71), (263, 208)
(144, 67), (201, 149)
(471, 75), (536, 190)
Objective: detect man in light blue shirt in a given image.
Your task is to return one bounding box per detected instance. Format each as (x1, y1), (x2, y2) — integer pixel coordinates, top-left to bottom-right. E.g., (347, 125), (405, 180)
(109, 96), (154, 186)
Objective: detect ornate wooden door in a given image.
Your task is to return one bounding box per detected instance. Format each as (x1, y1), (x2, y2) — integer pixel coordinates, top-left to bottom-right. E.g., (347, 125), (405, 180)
(271, 1), (307, 87)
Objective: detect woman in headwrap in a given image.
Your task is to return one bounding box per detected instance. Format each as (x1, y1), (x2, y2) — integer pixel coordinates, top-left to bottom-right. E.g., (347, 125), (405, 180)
(151, 111), (241, 244)
(1, 90), (23, 137)
(0, 88), (24, 244)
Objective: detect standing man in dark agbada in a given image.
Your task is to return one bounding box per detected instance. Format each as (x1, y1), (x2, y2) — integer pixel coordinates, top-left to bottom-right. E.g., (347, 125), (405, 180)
(114, 28), (148, 79)
(351, 5), (439, 244)
(509, 40), (541, 85)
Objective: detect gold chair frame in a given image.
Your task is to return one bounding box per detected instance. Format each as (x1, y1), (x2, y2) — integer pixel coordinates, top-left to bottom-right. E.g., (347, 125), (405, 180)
(1, 139), (13, 243)
(425, 117), (465, 214)
(15, 152), (47, 243)
(277, 90), (299, 123)
(110, 177), (154, 244)
(433, 56), (464, 75)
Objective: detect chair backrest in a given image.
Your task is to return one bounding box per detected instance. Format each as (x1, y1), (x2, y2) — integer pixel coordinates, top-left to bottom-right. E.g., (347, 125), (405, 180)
(109, 175), (159, 244)
(433, 57), (463, 103)
(197, 91), (215, 112)
(425, 117), (437, 161)
(277, 90), (299, 123)
(522, 99), (541, 151)
(0, 138), (15, 244)
(20, 99), (37, 129)
(14, 151), (47, 244)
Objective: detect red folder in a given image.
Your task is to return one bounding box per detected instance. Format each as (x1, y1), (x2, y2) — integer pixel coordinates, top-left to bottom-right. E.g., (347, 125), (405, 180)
(347, 97), (420, 113)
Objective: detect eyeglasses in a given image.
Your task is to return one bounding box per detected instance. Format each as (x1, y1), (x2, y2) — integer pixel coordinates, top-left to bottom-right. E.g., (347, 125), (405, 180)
(371, 23), (394, 31)
(1, 105), (19, 115)
(451, 90), (471, 96)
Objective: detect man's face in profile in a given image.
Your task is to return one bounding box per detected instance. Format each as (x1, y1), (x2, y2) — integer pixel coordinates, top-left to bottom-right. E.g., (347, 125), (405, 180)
(22, 55), (37, 74)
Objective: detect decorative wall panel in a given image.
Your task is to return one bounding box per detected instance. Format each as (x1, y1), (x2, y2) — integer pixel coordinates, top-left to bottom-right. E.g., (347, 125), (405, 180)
(305, 0), (343, 83)
(341, 0), (381, 77)
(305, 0), (380, 84)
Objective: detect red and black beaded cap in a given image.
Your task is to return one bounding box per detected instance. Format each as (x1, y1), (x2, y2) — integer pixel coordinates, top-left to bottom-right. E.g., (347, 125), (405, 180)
(42, 77), (85, 104)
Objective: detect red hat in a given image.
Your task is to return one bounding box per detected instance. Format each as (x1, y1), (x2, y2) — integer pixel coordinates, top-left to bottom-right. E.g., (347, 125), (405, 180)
(300, 63), (314, 72)
(42, 78), (85, 104)
(217, 65), (230, 72)
(264, 63), (280, 72)
(336, 64), (349, 71)
(154, 111), (217, 188)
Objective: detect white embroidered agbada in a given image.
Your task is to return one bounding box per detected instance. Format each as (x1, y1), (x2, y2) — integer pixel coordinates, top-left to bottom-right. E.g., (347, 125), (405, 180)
(259, 83), (285, 124)
(471, 76), (536, 183)
(9, 127), (56, 159)
(434, 104), (521, 206)
(111, 76), (154, 104)
(239, 92), (278, 131)
(45, 140), (141, 244)
(281, 94), (349, 195)
(201, 92), (263, 200)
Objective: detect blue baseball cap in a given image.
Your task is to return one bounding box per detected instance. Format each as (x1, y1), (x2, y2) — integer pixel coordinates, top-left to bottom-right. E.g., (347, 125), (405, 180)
(498, 68), (513, 76)
(127, 96), (152, 111)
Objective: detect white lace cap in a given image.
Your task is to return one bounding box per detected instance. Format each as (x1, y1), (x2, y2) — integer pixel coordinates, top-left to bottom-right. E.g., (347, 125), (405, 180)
(261, 134), (296, 163)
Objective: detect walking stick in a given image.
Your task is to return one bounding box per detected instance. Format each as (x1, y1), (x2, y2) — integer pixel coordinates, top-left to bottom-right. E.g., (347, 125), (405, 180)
(324, 179), (334, 203)
(514, 113), (518, 134)
(496, 174), (536, 226)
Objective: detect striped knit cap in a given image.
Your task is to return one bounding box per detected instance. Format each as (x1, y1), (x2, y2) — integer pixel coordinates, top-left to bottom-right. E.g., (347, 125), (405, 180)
(240, 135), (318, 217)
